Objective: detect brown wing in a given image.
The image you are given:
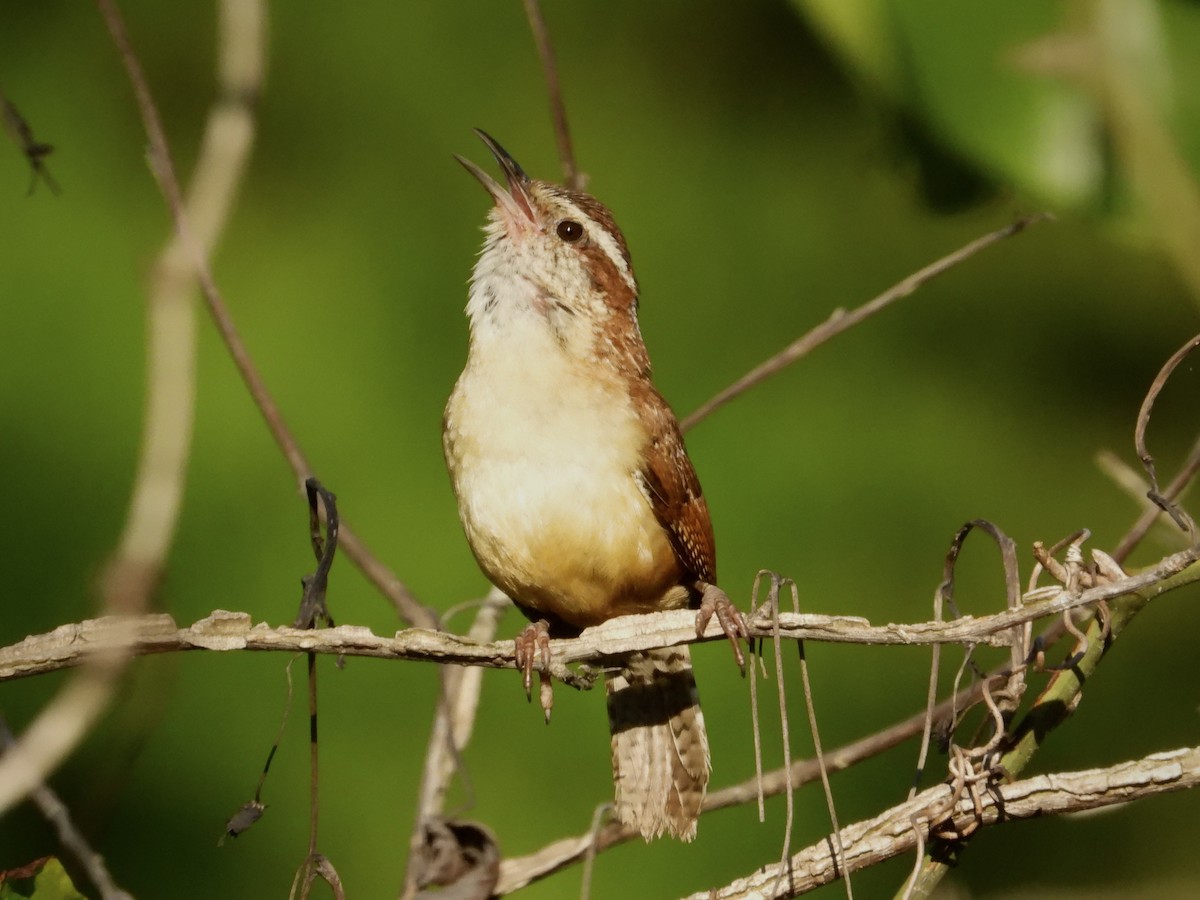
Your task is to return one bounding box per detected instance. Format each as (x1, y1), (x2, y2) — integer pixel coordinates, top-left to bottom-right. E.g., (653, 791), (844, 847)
(634, 385), (717, 588)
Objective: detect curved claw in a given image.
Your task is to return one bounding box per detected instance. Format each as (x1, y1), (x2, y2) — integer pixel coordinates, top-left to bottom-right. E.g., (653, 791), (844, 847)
(695, 582), (749, 672)
(514, 620), (553, 716)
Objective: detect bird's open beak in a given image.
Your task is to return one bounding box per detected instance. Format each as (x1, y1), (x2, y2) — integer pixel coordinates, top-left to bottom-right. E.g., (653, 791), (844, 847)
(455, 129), (538, 227)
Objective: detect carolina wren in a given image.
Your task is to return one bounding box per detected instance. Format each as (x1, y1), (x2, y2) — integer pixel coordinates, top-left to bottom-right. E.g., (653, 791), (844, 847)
(444, 130), (745, 841)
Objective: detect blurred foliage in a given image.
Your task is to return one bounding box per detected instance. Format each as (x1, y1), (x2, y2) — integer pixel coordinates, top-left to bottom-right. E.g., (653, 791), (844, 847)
(0, 857), (85, 900)
(1, 1), (1197, 897)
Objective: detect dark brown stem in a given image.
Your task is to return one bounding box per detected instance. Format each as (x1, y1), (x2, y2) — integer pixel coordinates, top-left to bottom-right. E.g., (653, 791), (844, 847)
(307, 652), (319, 856)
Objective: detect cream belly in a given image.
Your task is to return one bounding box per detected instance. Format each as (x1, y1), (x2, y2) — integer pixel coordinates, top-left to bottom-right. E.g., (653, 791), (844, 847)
(444, 323), (683, 627)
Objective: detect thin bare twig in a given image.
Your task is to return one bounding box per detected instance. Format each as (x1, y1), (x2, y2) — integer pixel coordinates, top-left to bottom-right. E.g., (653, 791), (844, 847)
(897, 816), (925, 900)
(106, 0), (265, 607)
(1134, 330), (1200, 539)
(747, 574), (770, 822)
(221, 655), (302, 844)
(290, 853), (347, 900)
(786, 578), (850, 899)
(680, 214), (1051, 433)
(579, 802), (610, 900)
(909, 558), (946, 802)
(92, 0), (435, 631)
(522, 0), (579, 190)
(1109, 434), (1200, 563)
(762, 578), (797, 898)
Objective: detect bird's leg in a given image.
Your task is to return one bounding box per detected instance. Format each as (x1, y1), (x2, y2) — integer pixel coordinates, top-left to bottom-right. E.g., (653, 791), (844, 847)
(514, 618), (554, 721)
(695, 582), (748, 671)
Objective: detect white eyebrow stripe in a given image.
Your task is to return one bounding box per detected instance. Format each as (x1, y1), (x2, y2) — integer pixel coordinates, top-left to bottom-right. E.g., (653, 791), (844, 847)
(556, 197), (637, 293)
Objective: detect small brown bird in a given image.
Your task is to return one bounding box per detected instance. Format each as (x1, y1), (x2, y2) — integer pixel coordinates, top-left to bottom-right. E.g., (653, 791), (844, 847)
(443, 131), (745, 841)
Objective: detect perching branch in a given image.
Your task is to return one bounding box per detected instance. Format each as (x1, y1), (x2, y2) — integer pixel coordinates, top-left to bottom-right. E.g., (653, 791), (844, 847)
(4, 543), (1197, 685)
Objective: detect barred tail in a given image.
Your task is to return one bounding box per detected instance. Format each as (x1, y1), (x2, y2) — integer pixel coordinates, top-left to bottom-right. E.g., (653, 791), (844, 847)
(605, 646), (710, 841)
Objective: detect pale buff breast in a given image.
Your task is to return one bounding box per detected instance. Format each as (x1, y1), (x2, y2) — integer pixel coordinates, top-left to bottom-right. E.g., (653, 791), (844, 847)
(444, 317), (683, 627)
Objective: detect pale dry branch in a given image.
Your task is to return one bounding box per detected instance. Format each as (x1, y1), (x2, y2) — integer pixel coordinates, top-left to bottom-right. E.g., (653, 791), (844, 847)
(5, 544), (1196, 685)
(416, 592), (511, 818)
(108, 0), (265, 602)
(679, 745), (1200, 899)
(0, 651), (126, 818)
(0, 0), (267, 819)
(94, 0), (434, 631)
(401, 589), (510, 899)
(497, 741), (1200, 896)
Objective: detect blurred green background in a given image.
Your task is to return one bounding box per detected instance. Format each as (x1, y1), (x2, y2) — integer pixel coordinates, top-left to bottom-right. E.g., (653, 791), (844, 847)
(2, 0), (1198, 897)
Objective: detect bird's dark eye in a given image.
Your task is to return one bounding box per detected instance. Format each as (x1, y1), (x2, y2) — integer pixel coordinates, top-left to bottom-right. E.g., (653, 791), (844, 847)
(556, 219), (584, 243)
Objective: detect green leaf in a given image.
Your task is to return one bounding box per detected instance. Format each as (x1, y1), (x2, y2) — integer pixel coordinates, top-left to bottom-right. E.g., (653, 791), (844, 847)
(0, 858), (87, 900)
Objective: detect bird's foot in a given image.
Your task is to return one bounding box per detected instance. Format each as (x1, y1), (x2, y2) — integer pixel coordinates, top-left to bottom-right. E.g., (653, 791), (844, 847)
(514, 619), (554, 722)
(695, 582), (749, 672)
